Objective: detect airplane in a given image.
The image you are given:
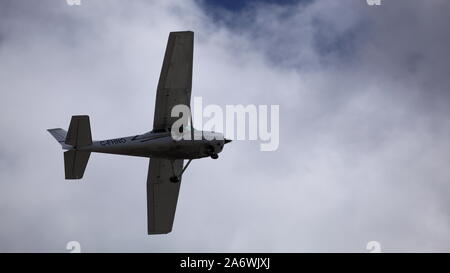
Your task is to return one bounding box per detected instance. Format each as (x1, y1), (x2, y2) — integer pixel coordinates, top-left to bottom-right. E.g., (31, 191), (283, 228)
(47, 31), (232, 234)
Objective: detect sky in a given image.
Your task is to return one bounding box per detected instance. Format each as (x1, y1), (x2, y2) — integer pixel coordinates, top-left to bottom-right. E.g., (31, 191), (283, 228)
(1, 0), (450, 252)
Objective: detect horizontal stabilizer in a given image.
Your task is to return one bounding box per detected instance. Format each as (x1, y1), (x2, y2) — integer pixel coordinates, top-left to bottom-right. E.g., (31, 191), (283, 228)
(65, 115), (92, 147)
(64, 150), (90, 179)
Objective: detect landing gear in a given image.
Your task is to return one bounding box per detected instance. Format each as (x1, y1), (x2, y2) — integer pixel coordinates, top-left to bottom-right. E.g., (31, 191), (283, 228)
(170, 176), (180, 183)
(169, 159), (193, 183)
(211, 154), (219, 159)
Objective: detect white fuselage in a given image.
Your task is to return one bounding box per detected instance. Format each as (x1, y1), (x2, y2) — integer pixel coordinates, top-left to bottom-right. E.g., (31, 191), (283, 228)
(74, 131), (225, 159)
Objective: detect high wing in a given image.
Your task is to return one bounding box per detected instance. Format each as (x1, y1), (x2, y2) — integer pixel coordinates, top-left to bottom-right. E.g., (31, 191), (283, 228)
(147, 31), (193, 234)
(147, 158), (184, 234)
(152, 31), (194, 132)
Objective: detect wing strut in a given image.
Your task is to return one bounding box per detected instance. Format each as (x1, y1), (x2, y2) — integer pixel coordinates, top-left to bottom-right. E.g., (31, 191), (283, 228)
(169, 159), (192, 183)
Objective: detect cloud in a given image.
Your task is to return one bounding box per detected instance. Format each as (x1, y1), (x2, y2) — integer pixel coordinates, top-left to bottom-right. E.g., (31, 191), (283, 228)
(0, 0), (450, 252)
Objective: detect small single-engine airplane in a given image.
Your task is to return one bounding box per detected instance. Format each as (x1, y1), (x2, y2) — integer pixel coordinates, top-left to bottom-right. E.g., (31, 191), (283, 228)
(47, 31), (231, 234)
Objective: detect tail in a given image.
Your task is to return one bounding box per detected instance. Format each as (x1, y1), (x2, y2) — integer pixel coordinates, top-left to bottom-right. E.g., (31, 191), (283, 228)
(48, 115), (93, 180)
(47, 128), (71, 149)
(63, 150), (90, 180)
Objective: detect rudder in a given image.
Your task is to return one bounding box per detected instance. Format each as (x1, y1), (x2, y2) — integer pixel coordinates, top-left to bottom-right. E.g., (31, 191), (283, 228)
(47, 128), (72, 149)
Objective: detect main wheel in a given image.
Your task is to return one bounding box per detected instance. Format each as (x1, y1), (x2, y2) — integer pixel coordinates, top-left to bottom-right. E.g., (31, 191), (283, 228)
(211, 154), (219, 159)
(170, 176), (180, 183)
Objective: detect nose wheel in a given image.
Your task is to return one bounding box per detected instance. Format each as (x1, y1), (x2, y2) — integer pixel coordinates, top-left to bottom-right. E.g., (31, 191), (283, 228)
(211, 154), (219, 159)
(169, 176), (180, 183)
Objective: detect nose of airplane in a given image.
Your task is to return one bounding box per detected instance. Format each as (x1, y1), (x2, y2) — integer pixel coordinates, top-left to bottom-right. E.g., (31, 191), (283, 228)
(224, 138), (232, 144)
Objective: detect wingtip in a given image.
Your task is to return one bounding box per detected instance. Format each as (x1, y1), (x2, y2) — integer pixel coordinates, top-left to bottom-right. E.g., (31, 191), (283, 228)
(148, 230), (172, 235)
